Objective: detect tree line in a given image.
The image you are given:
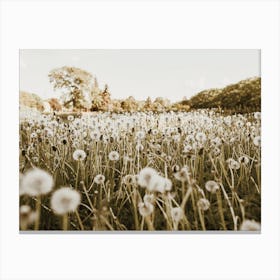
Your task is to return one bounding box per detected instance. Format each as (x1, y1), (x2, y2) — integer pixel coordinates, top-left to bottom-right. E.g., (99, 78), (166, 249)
(20, 66), (261, 114)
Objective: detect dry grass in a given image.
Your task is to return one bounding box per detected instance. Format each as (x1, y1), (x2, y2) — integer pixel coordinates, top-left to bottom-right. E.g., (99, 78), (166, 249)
(19, 109), (261, 231)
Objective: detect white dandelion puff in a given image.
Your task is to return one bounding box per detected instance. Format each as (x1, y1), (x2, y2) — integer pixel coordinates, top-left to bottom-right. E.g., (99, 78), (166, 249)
(174, 166), (190, 182)
(205, 180), (220, 194)
(254, 112), (261, 120)
(90, 130), (101, 141)
(73, 149), (86, 161)
(51, 187), (81, 215)
(197, 198), (210, 211)
(196, 132), (206, 143)
(20, 205), (37, 229)
(67, 115), (74, 121)
(21, 168), (54, 196)
(138, 167), (158, 188)
(253, 136), (261, 147)
(94, 174), (105, 185)
(135, 130), (146, 140)
(165, 155), (172, 162)
(172, 165), (180, 173)
(122, 174), (137, 185)
(211, 137), (221, 147)
(148, 175), (166, 193)
(143, 194), (155, 205)
(212, 147), (221, 156)
(20, 205), (31, 215)
(227, 158), (240, 170)
(182, 145), (192, 154)
(30, 132), (37, 139)
(238, 156), (250, 165)
(108, 151), (120, 161)
(171, 207), (184, 223)
(138, 202), (154, 217)
(240, 219), (261, 231)
(163, 178), (172, 192)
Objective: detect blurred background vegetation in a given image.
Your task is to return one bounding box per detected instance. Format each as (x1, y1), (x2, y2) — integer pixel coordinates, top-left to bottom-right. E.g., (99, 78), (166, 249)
(20, 66), (261, 114)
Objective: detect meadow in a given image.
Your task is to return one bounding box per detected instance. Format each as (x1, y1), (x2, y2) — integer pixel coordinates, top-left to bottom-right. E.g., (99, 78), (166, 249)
(19, 109), (261, 231)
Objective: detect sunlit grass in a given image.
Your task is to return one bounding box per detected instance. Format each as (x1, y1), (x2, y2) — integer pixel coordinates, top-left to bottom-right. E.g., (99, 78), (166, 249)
(19, 109), (261, 231)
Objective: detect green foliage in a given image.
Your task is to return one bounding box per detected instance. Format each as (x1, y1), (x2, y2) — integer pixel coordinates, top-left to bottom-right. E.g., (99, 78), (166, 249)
(188, 77), (261, 113)
(19, 91), (44, 111)
(49, 66), (93, 110)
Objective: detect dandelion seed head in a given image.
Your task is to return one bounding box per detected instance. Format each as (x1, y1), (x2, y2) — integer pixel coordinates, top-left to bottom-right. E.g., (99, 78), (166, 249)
(108, 151), (120, 161)
(20, 206), (37, 229)
(90, 130), (101, 141)
(165, 155), (172, 162)
(254, 112), (261, 120)
(148, 175), (166, 193)
(171, 207), (184, 223)
(30, 132), (37, 139)
(196, 132), (206, 142)
(163, 178), (172, 192)
(138, 202), (154, 217)
(136, 131), (145, 140)
(197, 198), (210, 211)
(143, 194), (155, 204)
(122, 174), (137, 185)
(227, 158), (240, 170)
(172, 165), (180, 173)
(211, 137), (221, 147)
(21, 168), (54, 196)
(205, 180), (220, 194)
(238, 155), (249, 165)
(240, 219), (261, 231)
(20, 205), (31, 215)
(94, 174), (105, 185)
(51, 187), (81, 215)
(212, 147), (221, 156)
(138, 167), (158, 188)
(253, 136), (261, 147)
(174, 166), (190, 182)
(73, 149), (86, 161)
(183, 145), (192, 154)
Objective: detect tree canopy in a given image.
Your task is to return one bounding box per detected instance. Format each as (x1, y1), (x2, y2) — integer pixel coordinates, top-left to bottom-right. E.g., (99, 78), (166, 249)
(48, 66), (94, 110)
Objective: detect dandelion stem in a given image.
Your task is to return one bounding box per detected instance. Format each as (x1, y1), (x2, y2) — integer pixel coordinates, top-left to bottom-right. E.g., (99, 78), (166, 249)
(216, 190), (227, 230)
(133, 189), (139, 230)
(75, 162), (80, 189)
(34, 196), (41, 230)
(145, 215), (154, 231)
(220, 183), (238, 230)
(62, 214), (68, 230)
(181, 181), (185, 200)
(75, 210), (84, 230)
(198, 208), (206, 230)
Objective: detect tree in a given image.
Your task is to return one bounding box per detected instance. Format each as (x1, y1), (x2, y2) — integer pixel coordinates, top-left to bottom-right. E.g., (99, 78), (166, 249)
(19, 91), (44, 112)
(121, 96), (138, 112)
(90, 79), (112, 111)
(48, 66), (93, 110)
(144, 97), (153, 111)
(47, 98), (62, 111)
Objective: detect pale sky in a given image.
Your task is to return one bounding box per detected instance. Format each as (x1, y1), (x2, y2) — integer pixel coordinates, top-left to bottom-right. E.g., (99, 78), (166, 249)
(20, 49), (260, 102)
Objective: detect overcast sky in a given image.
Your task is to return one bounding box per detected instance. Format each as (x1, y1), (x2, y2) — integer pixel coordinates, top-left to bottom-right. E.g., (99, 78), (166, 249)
(20, 49), (260, 101)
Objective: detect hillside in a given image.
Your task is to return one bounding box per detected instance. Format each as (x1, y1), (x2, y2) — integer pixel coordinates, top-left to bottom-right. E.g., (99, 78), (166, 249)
(187, 77), (261, 113)
(19, 77), (261, 114)
(19, 91), (44, 112)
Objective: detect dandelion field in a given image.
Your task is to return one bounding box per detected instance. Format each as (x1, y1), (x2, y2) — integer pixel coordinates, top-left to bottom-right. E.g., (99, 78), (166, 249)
(19, 109), (261, 231)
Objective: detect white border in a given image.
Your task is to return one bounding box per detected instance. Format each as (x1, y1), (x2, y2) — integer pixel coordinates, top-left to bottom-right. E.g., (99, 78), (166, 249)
(1, 1), (280, 280)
